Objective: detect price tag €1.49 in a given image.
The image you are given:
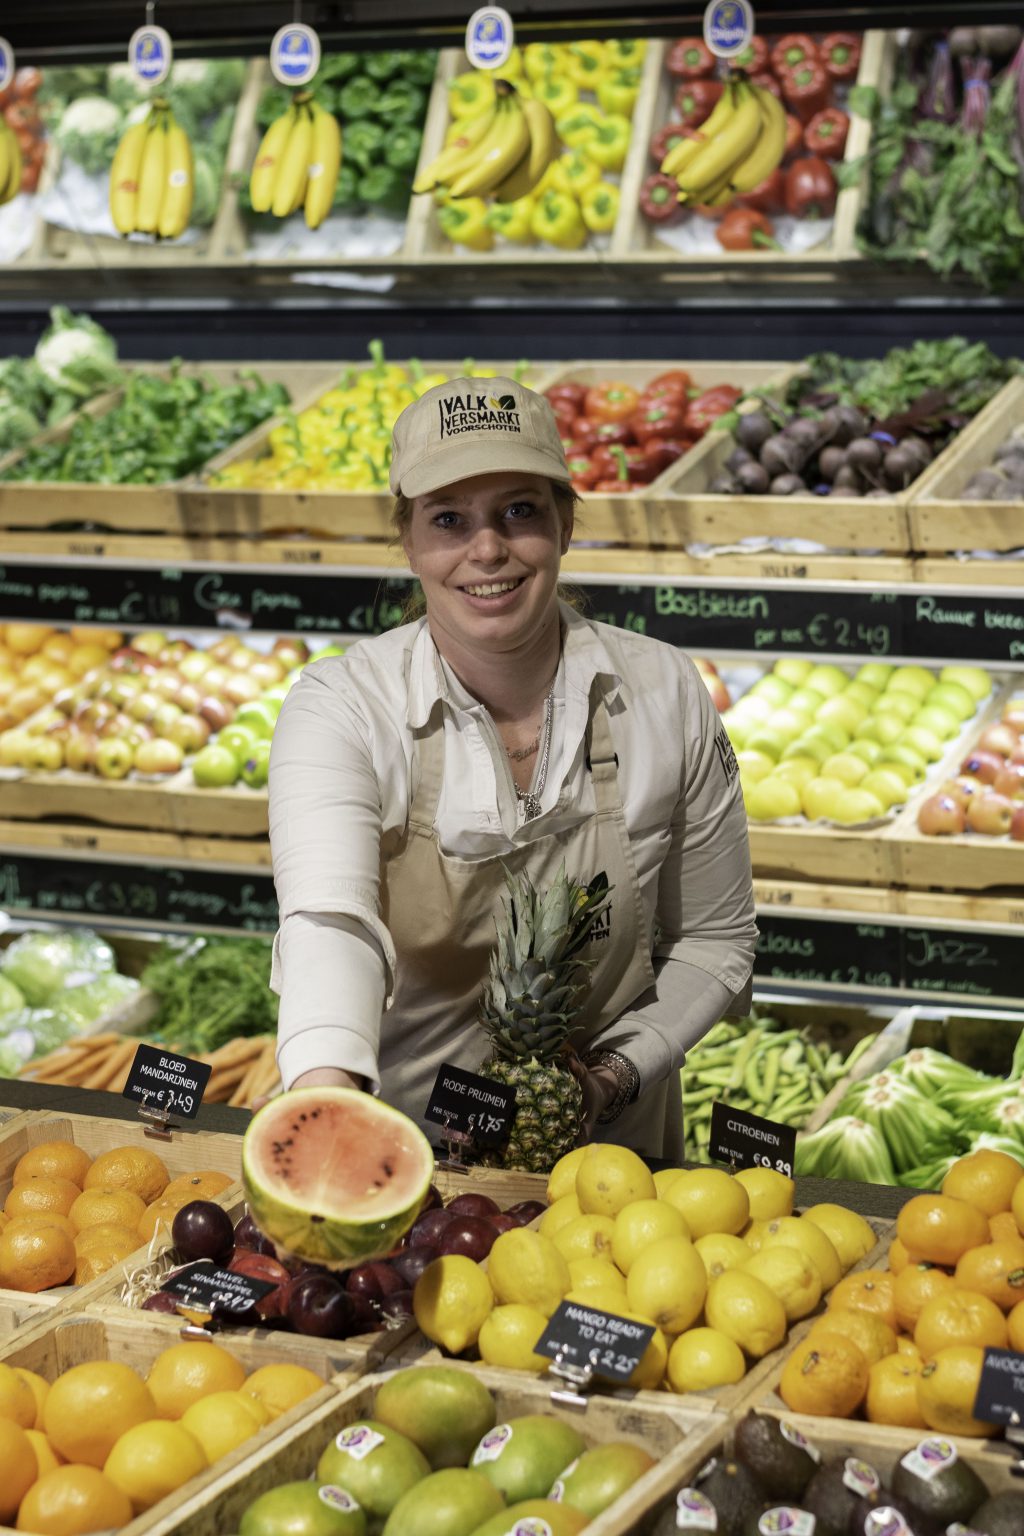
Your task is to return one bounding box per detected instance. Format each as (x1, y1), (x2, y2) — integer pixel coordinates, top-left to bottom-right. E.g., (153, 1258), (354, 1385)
(122, 1042), (211, 1122)
(710, 1101), (796, 1178)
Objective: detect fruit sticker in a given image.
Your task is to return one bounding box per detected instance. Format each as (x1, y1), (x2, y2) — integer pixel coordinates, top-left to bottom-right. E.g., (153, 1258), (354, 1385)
(863, 1512), (912, 1536)
(334, 1425), (385, 1461)
(702, 0), (754, 60)
(842, 1458), (880, 1497)
(269, 23), (321, 87)
(758, 1512), (815, 1536)
(506, 1522), (551, 1536)
(779, 1422), (822, 1463)
(472, 1424), (514, 1463)
(0, 37), (13, 92)
(899, 1437), (958, 1482)
(319, 1487), (360, 1512)
(128, 25), (172, 87)
(674, 1488), (718, 1530)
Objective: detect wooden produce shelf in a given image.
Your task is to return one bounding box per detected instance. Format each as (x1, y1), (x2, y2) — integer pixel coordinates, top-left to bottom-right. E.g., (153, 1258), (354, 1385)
(0, 816), (270, 869)
(0, 768), (268, 839)
(909, 378), (1024, 557)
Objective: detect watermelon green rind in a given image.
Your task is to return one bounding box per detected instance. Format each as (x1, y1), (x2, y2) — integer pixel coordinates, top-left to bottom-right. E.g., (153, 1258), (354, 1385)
(242, 1087), (434, 1267)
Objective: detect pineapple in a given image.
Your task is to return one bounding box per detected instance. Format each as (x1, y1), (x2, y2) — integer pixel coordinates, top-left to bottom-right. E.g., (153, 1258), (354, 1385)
(478, 864), (611, 1173)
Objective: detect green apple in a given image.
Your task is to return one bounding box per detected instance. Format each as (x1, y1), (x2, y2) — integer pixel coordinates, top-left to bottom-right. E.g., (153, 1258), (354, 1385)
(802, 720), (850, 753)
(939, 664), (991, 702)
(887, 665), (936, 701)
(743, 776), (802, 821)
(860, 768), (909, 809)
(832, 787), (886, 824)
(309, 644), (347, 664)
(785, 735), (832, 765)
(731, 695), (774, 725)
(849, 740), (884, 766)
(192, 744), (241, 788)
(925, 682), (976, 722)
(843, 681), (880, 709)
(805, 664), (849, 699)
(873, 692), (918, 723)
(856, 716), (903, 746)
(801, 775), (847, 821)
(818, 695), (868, 735)
(899, 724), (944, 763)
(879, 745), (927, 782)
(787, 687), (828, 715)
(95, 737), (134, 780)
(910, 705), (960, 742)
(772, 658), (813, 687)
(720, 711), (749, 750)
(745, 729), (788, 762)
(241, 740), (272, 789)
(768, 707), (815, 739)
(737, 750), (775, 784)
(235, 700), (279, 738)
(880, 757), (927, 787)
(750, 676), (794, 708)
(821, 752), (869, 787)
(775, 757), (818, 791)
(856, 663), (894, 691)
(218, 722), (260, 766)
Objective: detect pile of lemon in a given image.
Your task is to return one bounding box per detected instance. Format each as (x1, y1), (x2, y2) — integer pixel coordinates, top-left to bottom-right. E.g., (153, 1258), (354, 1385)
(411, 1145), (876, 1394)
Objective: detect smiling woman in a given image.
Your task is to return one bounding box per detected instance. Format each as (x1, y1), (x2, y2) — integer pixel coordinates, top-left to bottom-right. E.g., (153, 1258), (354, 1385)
(267, 375), (758, 1167)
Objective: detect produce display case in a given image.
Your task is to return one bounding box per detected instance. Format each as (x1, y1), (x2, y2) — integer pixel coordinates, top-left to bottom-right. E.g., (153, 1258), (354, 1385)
(833, 1003), (1024, 1083)
(909, 376), (1024, 558)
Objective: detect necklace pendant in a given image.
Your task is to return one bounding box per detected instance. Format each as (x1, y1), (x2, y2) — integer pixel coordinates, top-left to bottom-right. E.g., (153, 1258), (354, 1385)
(519, 791), (542, 822)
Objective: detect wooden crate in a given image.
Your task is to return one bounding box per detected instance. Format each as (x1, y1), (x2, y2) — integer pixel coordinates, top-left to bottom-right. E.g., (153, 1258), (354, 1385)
(0, 770), (268, 840)
(0, 1310), (379, 1536)
(0, 362), (338, 532)
(615, 31), (890, 267)
(909, 378), (1024, 556)
(143, 1361), (725, 1536)
(404, 44), (663, 267)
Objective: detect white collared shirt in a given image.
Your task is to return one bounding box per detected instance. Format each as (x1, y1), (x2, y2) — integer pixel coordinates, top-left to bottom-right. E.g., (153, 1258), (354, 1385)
(269, 602), (757, 1091)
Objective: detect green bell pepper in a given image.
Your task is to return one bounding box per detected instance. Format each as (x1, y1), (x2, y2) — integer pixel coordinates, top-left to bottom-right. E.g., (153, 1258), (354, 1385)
(339, 75), (380, 119)
(364, 51), (403, 82)
(320, 53), (361, 83)
(359, 165), (408, 211)
(345, 119), (386, 170)
(400, 50), (439, 87)
(377, 81), (426, 125)
(585, 113), (631, 172)
(384, 126), (423, 173)
(332, 163), (360, 208)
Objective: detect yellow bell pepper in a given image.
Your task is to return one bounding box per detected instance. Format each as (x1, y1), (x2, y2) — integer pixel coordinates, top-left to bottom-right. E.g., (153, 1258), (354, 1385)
(554, 103), (604, 149)
(523, 43), (568, 82)
(580, 181), (620, 234)
(362, 341), (411, 391)
(438, 196), (494, 251)
(565, 41), (606, 90)
(547, 149), (603, 199)
(409, 360), (449, 397)
(530, 190), (588, 249)
(448, 71), (495, 120)
(584, 113), (632, 173)
(533, 75), (578, 118)
(597, 66), (642, 118)
(498, 45), (525, 79)
(486, 194), (537, 243)
(605, 39), (648, 68)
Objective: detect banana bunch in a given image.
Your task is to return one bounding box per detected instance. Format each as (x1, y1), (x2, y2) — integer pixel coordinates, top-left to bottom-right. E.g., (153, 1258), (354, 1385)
(109, 101), (194, 239)
(661, 76), (787, 210)
(414, 78), (556, 202)
(250, 91), (342, 230)
(0, 118), (23, 207)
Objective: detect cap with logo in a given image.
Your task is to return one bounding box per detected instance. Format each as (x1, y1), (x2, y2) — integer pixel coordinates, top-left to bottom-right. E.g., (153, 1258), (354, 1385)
(389, 376), (570, 498)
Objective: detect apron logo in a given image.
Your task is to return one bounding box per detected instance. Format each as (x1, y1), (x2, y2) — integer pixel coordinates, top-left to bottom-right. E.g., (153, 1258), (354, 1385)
(714, 724), (739, 783)
(438, 393), (522, 438)
(587, 905), (612, 944)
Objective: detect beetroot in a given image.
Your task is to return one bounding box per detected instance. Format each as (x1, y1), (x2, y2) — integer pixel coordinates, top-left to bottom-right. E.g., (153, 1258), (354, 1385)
(446, 1192), (500, 1219)
(437, 1216), (498, 1262)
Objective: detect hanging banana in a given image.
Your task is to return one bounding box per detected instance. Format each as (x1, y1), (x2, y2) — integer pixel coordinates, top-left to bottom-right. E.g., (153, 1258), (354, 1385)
(250, 90), (342, 227)
(109, 100), (194, 239)
(0, 118), (24, 207)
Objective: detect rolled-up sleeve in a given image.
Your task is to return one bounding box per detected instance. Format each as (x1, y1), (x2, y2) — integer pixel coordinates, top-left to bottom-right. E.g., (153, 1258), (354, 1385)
(589, 655), (757, 1087)
(268, 663), (395, 1091)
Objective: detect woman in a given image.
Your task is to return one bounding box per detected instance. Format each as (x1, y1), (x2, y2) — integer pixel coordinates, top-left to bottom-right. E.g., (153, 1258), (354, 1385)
(268, 375), (757, 1160)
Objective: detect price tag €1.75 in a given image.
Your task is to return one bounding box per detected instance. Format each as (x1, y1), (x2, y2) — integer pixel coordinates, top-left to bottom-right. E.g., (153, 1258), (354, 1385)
(122, 1042), (211, 1121)
(425, 1063), (516, 1149)
(160, 1260), (275, 1319)
(710, 1101), (796, 1178)
(537, 1300), (655, 1383)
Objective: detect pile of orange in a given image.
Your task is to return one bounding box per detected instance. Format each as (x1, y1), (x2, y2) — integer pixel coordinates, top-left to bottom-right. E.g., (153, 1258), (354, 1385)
(780, 1146), (1024, 1436)
(0, 1340), (324, 1533)
(0, 1141), (233, 1291)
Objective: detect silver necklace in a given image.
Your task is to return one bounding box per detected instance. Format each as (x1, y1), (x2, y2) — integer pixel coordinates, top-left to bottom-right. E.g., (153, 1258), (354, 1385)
(514, 691), (553, 822)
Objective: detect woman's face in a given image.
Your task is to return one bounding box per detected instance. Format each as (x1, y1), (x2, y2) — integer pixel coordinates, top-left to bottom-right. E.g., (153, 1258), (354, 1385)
(403, 471), (571, 656)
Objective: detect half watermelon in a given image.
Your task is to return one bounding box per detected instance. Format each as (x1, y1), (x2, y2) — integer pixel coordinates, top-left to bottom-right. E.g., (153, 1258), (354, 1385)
(242, 1088), (435, 1266)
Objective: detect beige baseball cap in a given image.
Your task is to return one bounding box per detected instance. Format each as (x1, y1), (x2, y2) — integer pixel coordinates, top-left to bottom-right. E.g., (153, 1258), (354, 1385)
(389, 375), (569, 498)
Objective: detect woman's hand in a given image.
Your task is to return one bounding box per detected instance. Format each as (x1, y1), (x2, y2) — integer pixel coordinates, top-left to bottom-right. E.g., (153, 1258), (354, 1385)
(565, 1050), (619, 1142)
(251, 1066), (365, 1114)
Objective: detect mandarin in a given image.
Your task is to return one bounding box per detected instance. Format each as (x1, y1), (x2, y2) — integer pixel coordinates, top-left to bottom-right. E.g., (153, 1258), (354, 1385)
(69, 1188), (146, 1235)
(137, 1197), (189, 1244)
(13, 1143), (92, 1188)
(24, 1428), (64, 1480)
(953, 1239), (1024, 1311)
(915, 1288), (1008, 1357)
(15, 1464), (133, 1535)
(43, 1362), (156, 1468)
(897, 1193), (990, 1267)
(1008, 1298), (1024, 1351)
(893, 1263), (955, 1334)
(14, 1369), (49, 1429)
(160, 1172), (232, 1202)
(83, 1147), (168, 1205)
(73, 1223), (137, 1257)
(0, 1362), (37, 1427)
(779, 1333), (870, 1418)
(808, 1307), (896, 1366)
(0, 1224), (75, 1292)
(145, 1341), (246, 1420)
(74, 1229), (139, 1284)
(989, 1211), (1020, 1244)
(888, 1237), (910, 1275)
(4, 1177), (81, 1221)
(0, 1420), (36, 1523)
(917, 1345), (998, 1436)
(5, 1213), (76, 1243)
(826, 1269), (897, 1330)
(865, 1353), (927, 1429)
(942, 1147), (1023, 1217)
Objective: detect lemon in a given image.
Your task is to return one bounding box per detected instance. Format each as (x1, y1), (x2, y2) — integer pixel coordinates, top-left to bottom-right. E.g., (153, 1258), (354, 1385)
(546, 1147), (587, 1204)
(413, 1255), (494, 1353)
(619, 1311), (669, 1390)
(666, 1328), (746, 1393)
(704, 1270), (788, 1359)
(663, 1169), (750, 1239)
(180, 1390), (266, 1461)
(103, 1420), (206, 1513)
(478, 1305), (551, 1373)
(612, 1199), (688, 1275)
(734, 1167), (795, 1222)
(802, 1203), (876, 1273)
(694, 1233), (751, 1280)
(744, 1219), (770, 1253)
(760, 1215), (842, 1292)
(575, 1144), (656, 1217)
(743, 1244), (822, 1322)
(567, 1258), (626, 1295)
(653, 1168), (686, 1198)
(553, 1214), (615, 1265)
(565, 1286), (632, 1314)
(626, 1236), (706, 1336)
(487, 1228), (569, 1317)
(538, 1193), (581, 1240)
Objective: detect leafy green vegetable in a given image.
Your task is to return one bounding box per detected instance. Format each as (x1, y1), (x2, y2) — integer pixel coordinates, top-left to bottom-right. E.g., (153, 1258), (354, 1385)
(0, 975), (25, 1018)
(791, 338), (1018, 428)
(142, 936), (278, 1053)
(0, 929), (116, 1007)
(0, 1030), (37, 1078)
(0, 396), (42, 456)
(58, 974), (143, 1031)
(35, 306), (122, 403)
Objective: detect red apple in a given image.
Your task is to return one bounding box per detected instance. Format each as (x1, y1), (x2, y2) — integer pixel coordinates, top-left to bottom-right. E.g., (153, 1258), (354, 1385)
(1011, 744), (1024, 768)
(993, 763), (1024, 800)
(161, 640), (193, 666)
(199, 696), (233, 732)
(167, 713), (211, 753)
(967, 791), (1015, 836)
(223, 674), (261, 707)
(1011, 805), (1024, 842)
(76, 698), (116, 729)
(272, 638), (310, 670)
(960, 749), (1003, 785)
(99, 711), (134, 739)
(128, 690), (162, 723)
(917, 793), (966, 836)
(179, 651), (213, 683)
(977, 723), (1020, 759)
(248, 657), (286, 690)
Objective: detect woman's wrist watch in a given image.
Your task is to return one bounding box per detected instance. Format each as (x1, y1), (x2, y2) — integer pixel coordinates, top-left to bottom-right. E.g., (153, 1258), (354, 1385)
(583, 1049), (640, 1124)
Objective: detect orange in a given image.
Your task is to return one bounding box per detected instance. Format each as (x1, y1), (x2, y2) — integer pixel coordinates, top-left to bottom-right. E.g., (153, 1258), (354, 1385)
(989, 1211), (1020, 1243)
(13, 1142), (92, 1188)
(779, 1333), (870, 1418)
(865, 1353), (927, 1429)
(102, 1420), (206, 1512)
(14, 1369), (49, 1429)
(43, 1362), (156, 1468)
(83, 1147), (168, 1205)
(243, 1364), (323, 1421)
(0, 1420), (36, 1523)
(4, 1177), (81, 1221)
(893, 1264), (955, 1333)
(943, 1147), (1023, 1217)
(897, 1193), (990, 1267)
(160, 1171), (232, 1203)
(917, 1345), (998, 1437)
(145, 1341), (247, 1420)
(809, 1307), (896, 1366)
(68, 1188), (146, 1235)
(0, 1361), (37, 1427)
(137, 1193), (195, 1244)
(0, 1211), (8, 1235)
(888, 1237), (910, 1275)
(6, 1213), (76, 1243)
(915, 1288), (1008, 1357)
(897, 1337), (923, 1362)
(24, 1428), (64, 1480)
(15, 1464), (133, 1534)
(73, 1223), (138, 1257)
(1008, 1298), (1024, 1351)
(953, 1239), (1024, 1311)
(1012, 1175), (1024, 1237)
(74, 1229), (140, 1285)
(826, 1269), (897, 1330)
(0, 1224), (76, 1292)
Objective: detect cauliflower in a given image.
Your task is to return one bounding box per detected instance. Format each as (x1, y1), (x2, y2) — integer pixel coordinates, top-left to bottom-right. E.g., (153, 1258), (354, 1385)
(34, 307), (122, 401)
(56, 95), (123, 175)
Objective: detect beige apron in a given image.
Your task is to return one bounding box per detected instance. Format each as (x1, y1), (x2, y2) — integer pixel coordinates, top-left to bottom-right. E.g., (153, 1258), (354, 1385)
(378, 678), (685, 1161)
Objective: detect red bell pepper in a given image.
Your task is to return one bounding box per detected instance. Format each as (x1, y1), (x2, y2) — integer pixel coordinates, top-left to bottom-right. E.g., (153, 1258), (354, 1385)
(549, 399), (578, 435)
(594, 478), (636, 492)
(784, 113), (803, 156)
(650, 123), (688, 164)
(565, 452), (598, 489)
(637, 380), (691, 413)
(738, 166), (785, 214)
(592, 443), (655, 483)
(642, 437), (692, 477)
(639, 173), (683, 225)
(804, 107), (849, 159)
(781, 61), (832, 123)
(546, 381), (588, 413)
(13, 67), (42, 100)
(667, 38), (717, 80)
(686, 384), (743, 431)
(733, 36), (770, 74)
(589, 420), (634, 449)
(628, 398), (690, 445)
(750, 71), (782, 101)
(715, 207), (778, 251)
(784, 156), (837, 218)
(821, 32), (862, 83)
(647, 369), (694, 394)
(674, 78), (724, 129)
(770, 34), (820, 75)
(584, 382), (640, 424)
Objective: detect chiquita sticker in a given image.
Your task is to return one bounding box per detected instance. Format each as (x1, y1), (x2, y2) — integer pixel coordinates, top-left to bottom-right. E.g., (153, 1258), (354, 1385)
(472, 1424), (513, 1464)
(674, 1488), (718, 1530)
(334, 1425), (385, 1460)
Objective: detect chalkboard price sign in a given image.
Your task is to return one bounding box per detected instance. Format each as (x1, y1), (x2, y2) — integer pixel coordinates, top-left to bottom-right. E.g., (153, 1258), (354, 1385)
(755, 916), (903, 992)
(901, 927), (1021, 1002)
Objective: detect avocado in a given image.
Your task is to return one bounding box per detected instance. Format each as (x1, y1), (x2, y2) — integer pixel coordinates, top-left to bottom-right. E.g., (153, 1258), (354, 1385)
(649, 1486), (720, 1536)
(891, 1445), (988, 1531)
(846, 1489), (930, 1535)
(734, 1412), (819, 1502)
(970, 1489), (1024, 1536)
(804, 1458), (883, 1536)
(699, 1459), (767, 1536)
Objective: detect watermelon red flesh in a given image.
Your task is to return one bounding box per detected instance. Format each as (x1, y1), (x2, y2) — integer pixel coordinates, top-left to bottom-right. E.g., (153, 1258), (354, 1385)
(242, 1087), (434, 1267)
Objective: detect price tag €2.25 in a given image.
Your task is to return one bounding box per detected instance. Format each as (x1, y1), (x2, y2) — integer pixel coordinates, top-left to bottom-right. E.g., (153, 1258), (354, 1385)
(537, 1300), (655, 1383)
